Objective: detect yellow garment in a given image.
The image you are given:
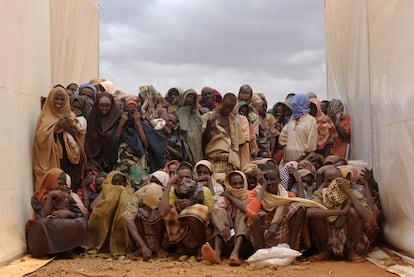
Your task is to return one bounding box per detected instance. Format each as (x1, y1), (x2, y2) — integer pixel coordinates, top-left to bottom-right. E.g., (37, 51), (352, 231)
(33, 87), (69, 190)
(237, 114), (252, 168)
(257, 184), (326, 224)
(85, 171), (134, 256)
(265, 113), (280, 137)
(257, 184), (327, 211)
(33, 87), (86, 190)
(223, 170), (248, 201)
(169, 186), (213, 212)
(279, 113), (318, 162)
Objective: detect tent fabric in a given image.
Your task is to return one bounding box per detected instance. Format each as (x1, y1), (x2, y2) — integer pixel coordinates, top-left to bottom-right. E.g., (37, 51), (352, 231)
(326, 0), (414, 256)
(0, 0), (98, 264)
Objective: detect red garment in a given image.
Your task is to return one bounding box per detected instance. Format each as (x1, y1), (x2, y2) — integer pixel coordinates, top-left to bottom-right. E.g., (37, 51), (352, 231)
(246, 189), (274, 219)
(330, 115), (351, 157)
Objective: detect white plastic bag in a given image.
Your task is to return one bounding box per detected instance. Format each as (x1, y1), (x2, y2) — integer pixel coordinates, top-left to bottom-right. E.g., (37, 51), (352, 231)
(247, 244), (301, 266)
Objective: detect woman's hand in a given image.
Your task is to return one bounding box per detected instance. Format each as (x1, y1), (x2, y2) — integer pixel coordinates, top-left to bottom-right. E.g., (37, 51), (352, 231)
(52, 209), (75, 219)
(264, 223), (279, 240)
(119, 112), (129, 127)
(168, 175), (180, 187)
(287, 166), (301, 183)
(178, 199), (193, 210)
(133, 111), (141, 125)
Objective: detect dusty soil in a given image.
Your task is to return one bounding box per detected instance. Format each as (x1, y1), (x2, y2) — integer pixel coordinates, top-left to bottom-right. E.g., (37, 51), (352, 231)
(26, 255), (395, 277)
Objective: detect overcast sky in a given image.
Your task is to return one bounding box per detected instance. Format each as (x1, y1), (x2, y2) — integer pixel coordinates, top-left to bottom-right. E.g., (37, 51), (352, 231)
(96, 0), (327, 106)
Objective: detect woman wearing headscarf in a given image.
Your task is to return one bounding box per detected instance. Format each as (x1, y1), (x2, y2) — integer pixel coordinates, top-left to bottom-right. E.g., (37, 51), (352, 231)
(310, 98), (336, 157)
(113, 98), (149, 191)
(70, 94), (90, 119)
(26, 168), (87, 258)
(124, 176), (169, 260)
(139, 85), (169, 172)
(279, 94), (318, 164)
(33, 86), (87, 191)
(85, 92), (121, 173)
(327, 99), (351, 158)
(195, 160), (224, 202)
(176, 89), (203, 164)
(159, 162), (213, 260)
(165, 87), (183, 113)
(84, 171), (135, 256)
(78, 82), (97, 115)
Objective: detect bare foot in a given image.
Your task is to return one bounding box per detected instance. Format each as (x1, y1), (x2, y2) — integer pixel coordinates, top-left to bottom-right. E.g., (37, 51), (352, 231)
(308, 251), (330, 262)
(348, 251), (365, 263)
(127, 249), (142, 260)
(156, 249), (168, 258)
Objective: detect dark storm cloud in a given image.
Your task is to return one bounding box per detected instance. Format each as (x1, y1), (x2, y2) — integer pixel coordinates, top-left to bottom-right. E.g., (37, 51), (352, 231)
(96, 0), (326, 104)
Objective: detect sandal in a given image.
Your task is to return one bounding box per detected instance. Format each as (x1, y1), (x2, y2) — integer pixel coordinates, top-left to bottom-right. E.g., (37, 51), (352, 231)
(228, 257), (241, 266)
(201, 242), (220, 264)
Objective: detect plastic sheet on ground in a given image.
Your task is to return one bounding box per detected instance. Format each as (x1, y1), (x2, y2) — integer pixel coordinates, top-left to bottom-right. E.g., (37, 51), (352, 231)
(366, 247), (414, 277)
(0, 255), (54, 277)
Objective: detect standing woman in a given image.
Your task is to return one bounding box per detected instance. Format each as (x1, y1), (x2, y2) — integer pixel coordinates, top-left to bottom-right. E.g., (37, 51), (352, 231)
(85, 92), (121, 173)
(139, 85), (169, 172)
(176, 89), (203, 165)
(114, 99), (150, 190)
(33, 86), (86, 191)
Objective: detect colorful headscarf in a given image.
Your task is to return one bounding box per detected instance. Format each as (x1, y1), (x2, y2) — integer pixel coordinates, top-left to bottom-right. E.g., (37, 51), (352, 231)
(310, 98), (337, 150)
(280, 161), (298, 190)
(34, 168), (64, 205)
(328, 99), (345, 118)
(139, 85), (161, 121)
(290, 94), (310, 120)
(164, 160), (180, 174)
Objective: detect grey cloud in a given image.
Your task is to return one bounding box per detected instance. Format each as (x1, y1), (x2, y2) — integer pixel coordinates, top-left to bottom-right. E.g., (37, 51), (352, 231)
(96, 0), (327, 104)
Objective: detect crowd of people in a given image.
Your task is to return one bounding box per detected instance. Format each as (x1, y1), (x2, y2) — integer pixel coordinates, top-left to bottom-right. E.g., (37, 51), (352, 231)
(26, 79), (382, 266)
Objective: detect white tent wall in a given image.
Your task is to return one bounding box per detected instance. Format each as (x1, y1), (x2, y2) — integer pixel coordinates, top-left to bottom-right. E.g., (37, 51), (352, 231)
(326, 0), (414, 256)
(0, 0), (98, 264)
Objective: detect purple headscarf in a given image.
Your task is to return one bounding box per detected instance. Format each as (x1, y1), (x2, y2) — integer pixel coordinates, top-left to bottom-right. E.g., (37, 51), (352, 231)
(290, 94), (310, 119)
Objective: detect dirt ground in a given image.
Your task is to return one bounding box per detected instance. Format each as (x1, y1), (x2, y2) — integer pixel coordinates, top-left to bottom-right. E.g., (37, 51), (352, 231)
(26, 255), (395, 277)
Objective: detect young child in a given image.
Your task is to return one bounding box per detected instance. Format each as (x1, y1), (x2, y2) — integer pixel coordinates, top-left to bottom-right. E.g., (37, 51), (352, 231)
(203, 171), (249, 266)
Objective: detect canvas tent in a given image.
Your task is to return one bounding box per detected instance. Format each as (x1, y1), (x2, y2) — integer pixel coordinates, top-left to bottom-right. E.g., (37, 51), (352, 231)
(326, 0), (414, 256)
(0, 0), (98, 264)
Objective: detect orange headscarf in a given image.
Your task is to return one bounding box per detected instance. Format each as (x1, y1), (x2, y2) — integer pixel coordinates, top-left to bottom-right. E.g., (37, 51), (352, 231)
(34, 168), (64, 205)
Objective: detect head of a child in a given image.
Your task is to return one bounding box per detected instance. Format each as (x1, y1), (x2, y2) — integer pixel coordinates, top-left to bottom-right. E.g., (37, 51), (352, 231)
(112, 173), (127, 186)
